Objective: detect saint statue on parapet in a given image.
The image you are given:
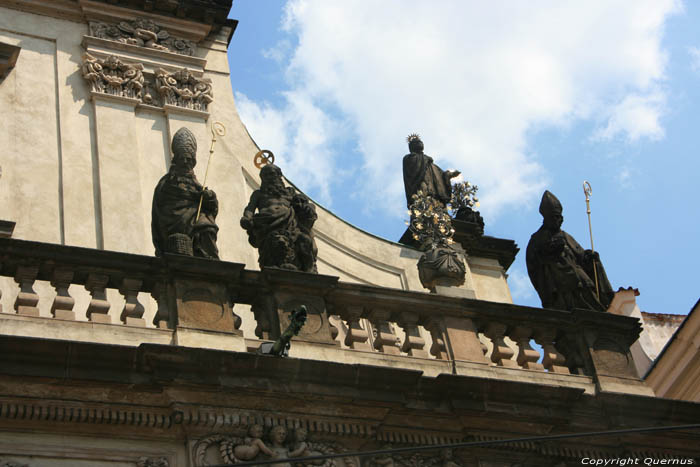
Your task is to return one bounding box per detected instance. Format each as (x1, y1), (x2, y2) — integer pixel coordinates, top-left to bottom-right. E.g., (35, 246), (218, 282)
(526, 190), (614, 312)
(240, 161), (318, 273)
(403, 133), (461, 208)
(151, 127), (219, 259)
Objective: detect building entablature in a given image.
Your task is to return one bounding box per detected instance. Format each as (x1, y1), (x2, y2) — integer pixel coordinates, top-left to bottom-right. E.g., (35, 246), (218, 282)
(0, 334), (698, 465)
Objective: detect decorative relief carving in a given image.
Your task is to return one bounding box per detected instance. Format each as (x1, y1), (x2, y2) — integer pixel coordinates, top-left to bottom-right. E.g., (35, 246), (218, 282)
(193, 425), (346, 467)
(136, 457), (169, 467)
(156, 68), (213, 112)
(82, 53), (144, 99)
(89, 19), (197, 56)
(80, 55), (213, 112)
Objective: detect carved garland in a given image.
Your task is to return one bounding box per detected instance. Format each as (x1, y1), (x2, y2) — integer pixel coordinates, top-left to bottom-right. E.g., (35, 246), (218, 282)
(81, 54), (213, 112)
(89, 18), (197, 56)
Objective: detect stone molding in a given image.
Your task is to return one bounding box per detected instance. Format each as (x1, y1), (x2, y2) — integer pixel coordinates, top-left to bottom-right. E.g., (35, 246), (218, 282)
(136, 457), (169, 467)
(78, 0), (230, 39)
(0, 399), (377, 438)
(81, 53), (212, 116)
(82, 36), (206, 70)
(89, 18), (197, 56)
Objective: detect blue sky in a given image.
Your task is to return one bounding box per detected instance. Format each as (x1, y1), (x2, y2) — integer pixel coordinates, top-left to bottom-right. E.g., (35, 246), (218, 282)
(227, 1), (699, 316)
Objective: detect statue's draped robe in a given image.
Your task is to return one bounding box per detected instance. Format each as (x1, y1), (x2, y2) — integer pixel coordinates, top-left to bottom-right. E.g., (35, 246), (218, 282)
(151, 170), (219, 259)
(403, 152), (453, 207)
(526, 227), (613, 312)
(243, 187), (318, 273)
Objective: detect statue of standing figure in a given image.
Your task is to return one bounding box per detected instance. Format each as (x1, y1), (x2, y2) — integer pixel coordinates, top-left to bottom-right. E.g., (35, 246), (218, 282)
(402, 133), (461, 208)
(240, 164), (318, 273)
(526, 190), (614, 312)
(151, 127), (219, 259)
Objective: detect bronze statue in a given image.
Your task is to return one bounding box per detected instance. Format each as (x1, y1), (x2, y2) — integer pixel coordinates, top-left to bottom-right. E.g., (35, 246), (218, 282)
(403, 134), (460, 208)
(151, 127), (219, 259)
(240, 164), (318, 272)
(258, 305), (307, 357)
(526, 190), (614, 312)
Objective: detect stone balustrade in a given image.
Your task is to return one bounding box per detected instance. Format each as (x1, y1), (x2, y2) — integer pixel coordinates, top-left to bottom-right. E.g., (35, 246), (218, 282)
(0, 236), (646, 393)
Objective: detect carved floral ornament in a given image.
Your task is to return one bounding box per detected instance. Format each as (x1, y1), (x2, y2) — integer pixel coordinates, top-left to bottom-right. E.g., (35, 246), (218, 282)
(81, 53), (213, 112)
(89, 18), (197, 56)
(155, 67), (213, 111)
(194, 425), (351, 467)
(192, 426), (468, 467)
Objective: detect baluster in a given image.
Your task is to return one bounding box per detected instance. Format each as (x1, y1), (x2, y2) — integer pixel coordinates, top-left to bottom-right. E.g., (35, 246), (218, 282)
(151, 281), (171, 329)
(50, 268), (75, 320)
(85, 273), (111, 324)
(424, 317), (449, 360)
(14, 265), (40, 317)
(484, 322), (518, 368)
(251, 295), (274, 340)
(534, 329), (570, 374)
(396, 311), (428, 358)
(119, 278), (145, 326)
(342, 305), (371, 351)
(369, 309), (400, 355)
(510, 326), (544, 371)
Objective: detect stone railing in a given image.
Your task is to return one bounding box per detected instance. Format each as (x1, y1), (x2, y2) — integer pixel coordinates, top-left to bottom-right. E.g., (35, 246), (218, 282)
(0, 237), (646, 393)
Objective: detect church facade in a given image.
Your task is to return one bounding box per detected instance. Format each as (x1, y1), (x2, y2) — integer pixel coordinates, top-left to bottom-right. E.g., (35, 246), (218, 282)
(0, 1), (699, 466)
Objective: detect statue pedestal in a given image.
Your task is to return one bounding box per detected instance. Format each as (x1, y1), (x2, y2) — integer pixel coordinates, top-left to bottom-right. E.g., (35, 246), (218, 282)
(163, 254), (245, 335)
(434, 285), (475, 299)
(251, 268), (340, 346)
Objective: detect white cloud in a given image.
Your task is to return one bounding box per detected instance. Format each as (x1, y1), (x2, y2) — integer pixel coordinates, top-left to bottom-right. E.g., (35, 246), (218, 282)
(235, 90), (339, 205)
(593, 91), (666, 142)
(238, 0), (680, 217)
(689, 46), (700, 72)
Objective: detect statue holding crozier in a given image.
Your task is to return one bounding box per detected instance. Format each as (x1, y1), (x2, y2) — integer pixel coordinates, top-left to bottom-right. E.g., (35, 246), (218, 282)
(151, 127), (220, 259)
(526, 190), (614, 312)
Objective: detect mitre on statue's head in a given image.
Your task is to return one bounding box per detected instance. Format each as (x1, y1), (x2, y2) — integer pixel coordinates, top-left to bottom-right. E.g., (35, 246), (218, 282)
(539, 190), (563, 217)
(171, 127), (197, 157)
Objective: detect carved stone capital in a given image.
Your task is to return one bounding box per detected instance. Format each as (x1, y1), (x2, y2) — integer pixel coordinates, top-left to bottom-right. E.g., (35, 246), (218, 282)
(155, 68), (213, 112)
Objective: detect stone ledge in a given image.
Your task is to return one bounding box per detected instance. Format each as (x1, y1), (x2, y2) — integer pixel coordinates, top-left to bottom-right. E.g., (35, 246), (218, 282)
(0, 312), (173, 347)
(83, 35), (207, 72)
(90, 90), (141, 108)
(79, 0), (216, 41)
(455, 360), (596, 394)
(163, 103), (209, 120)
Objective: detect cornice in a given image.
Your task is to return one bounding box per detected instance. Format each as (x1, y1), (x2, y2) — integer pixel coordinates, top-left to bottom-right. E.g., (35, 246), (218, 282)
(0, 0), (84, 23)
(79, 0), (212, 42)
(0, 0), (233, 40)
